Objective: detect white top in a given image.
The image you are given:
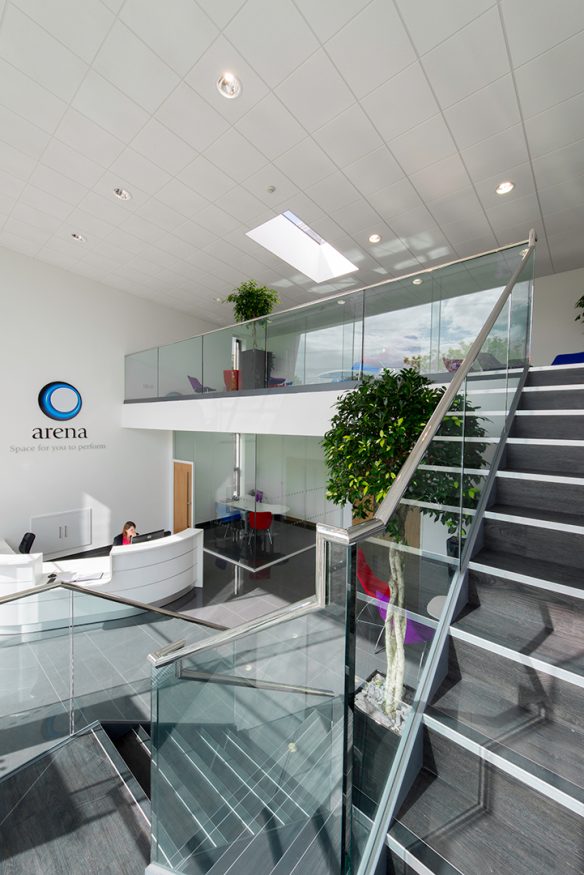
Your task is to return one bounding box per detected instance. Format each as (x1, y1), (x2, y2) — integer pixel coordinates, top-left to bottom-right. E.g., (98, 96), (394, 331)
(226, 497), (289, 515)
(0, 539), (15, 554)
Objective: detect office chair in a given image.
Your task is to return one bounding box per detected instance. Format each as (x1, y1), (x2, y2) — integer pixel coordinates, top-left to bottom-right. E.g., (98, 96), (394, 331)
(247, 511), (273, 550)
(18, 532), (36, 554)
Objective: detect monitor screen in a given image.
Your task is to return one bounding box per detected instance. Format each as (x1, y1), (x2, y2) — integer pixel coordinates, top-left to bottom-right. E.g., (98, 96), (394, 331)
(132, 529), (166, 544)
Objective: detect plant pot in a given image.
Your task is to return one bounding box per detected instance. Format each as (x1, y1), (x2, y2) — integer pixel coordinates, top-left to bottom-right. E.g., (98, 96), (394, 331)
(446, 534), (466, 559)
(223, 368), (239, 391)
(354, 670), (412, 736)
(239, 349), (273, 389)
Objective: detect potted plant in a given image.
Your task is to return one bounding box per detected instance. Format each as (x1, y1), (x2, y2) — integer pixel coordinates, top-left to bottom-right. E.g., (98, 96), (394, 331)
(225, 280), (280, 389)
(322, 368), (486, 733)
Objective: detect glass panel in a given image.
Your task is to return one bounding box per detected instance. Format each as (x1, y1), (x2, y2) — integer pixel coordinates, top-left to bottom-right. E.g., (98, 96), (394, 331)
(125, 347), (158, 399)
(266, 294), (363, 387)
(363, 279), (434, 374)
(159, 336), (203, 398)
(0, 588), (71, 774)
(151, 608), (345, 873)
(202, 322), (268, 393)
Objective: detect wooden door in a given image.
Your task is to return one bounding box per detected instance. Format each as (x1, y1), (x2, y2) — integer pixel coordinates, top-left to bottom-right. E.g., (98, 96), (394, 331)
(173, 461), (192, 533)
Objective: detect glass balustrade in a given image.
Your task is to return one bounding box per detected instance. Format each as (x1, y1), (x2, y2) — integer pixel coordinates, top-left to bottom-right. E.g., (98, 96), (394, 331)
(124, 241), (528, 401)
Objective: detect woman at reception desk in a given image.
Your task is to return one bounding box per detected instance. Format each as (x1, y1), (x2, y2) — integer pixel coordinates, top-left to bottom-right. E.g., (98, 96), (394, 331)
(0, 528), (203, 633)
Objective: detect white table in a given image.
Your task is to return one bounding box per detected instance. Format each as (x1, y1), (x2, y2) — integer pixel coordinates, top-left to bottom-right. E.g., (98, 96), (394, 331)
(226, 497), (289, 516)
(0, 539), (15, 554)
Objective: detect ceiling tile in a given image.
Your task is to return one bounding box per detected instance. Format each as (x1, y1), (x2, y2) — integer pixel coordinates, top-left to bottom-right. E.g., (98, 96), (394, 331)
(395, 0), (493, 56)
(547, 227), (584, 273)
(20, 184), (73, 220)
(453, 232), (499, 258)
(275, 138), (337, 189)
(186, 35), (269, 124)
(441, 212), (493, 245)
(485, 192), (541, 235)
(293, 0), (371, 43)
(41, 140), (104, 188)
(195, 0), (246, 30)
(362, 62), (439, 143)
(524, 91), (584, 158)
(120, 212), (165, 244)
(11, 201), (62, 233)
(66, 207), (113, 239)
(0, 104), (50, 159)
(327, 0), (416, 98)
(421, 7), (508, 108)
(205, 128), (267, 182)
(343, 146), (403, 196)
(474, 161), (536, 209)
(215, 186), (272, 225)
(515, 30), (584, 118)
(55, 107), (125, 167)
(445, 75), (521, 150)
(179, 155), (237, 201)
(235, 94), (305, 160)
(538, 174), (584, 214)
(12, 0), (114, 63)
(193, 202), (241, 235)
(368, 176), (422, 219)
(429, 187), (487, 227)
(0, 5), (88, 102)
(92, 171), (150, 209)
(28, 164), (87, 205)
(78, 190), (130, 226)
(501, 0), (584, 68)
(410, 153), (471, 203)
(389, 114), (457, 175)
(93, 21), (180, 113)
(313, 104), (383, 168)
(225, 0), (319, 87)
(109, 148), (171, 195)
(132, 119), (197, 175)
(0, 58), (66, 134)
(156, 82), (230, 152)
(241, 165), (300, 206)
(120, 0), (218, 77)
(103, 228), (148, 257)
(156, 178), (209, 221)
(1, 223), (46, 249)
(135, 198), (187, 232)
(386, 204), (444, 244)
(309, 171), (360, 213)
(174, 220), (217, 249)
(72, 71), (150, 142)
(275, 49), (354, 133)
(533, 138), (584, 188)
(333, 197), (384, 236)
(462, 124), (529, 181)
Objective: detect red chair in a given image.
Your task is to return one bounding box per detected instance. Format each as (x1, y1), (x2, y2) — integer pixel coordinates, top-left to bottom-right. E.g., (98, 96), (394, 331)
(247, 511), (273, 549)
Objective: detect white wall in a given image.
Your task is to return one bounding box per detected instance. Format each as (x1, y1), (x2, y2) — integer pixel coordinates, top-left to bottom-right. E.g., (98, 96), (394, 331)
(0, 247), (214, 557)
(532, 266), (584, 366)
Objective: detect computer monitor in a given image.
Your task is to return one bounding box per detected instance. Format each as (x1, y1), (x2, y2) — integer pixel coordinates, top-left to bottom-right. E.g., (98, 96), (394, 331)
(132, 529), (166, 544)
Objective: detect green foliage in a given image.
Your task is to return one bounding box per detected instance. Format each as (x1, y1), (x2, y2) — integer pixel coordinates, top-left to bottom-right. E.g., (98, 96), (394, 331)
(322, 367), (487, 537)
(225, 279), (279, 323)
(575, 294), (584, 324)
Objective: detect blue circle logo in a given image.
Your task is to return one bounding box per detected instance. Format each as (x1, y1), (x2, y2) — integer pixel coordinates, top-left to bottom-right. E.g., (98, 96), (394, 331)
(38, 382), (82, 421)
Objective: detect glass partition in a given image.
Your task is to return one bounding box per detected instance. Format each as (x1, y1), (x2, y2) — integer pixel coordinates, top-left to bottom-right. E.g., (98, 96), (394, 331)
(124, 241), (529, 400)
(151, 606), (346, 874)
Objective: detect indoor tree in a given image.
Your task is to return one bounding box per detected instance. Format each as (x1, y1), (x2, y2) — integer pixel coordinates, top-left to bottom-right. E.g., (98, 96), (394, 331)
(322, 368), (486, 725)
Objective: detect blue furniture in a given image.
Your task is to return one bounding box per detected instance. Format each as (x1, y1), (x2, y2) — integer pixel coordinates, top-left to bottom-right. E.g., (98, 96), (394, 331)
(552, 352), (584, 365)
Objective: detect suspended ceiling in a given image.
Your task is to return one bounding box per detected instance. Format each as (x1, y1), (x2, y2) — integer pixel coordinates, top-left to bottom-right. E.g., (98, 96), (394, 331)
(0, 0), (582, 325)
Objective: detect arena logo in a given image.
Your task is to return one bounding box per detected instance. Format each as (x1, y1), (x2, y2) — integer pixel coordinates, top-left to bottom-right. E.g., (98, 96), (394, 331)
(33, 381), (87, 439)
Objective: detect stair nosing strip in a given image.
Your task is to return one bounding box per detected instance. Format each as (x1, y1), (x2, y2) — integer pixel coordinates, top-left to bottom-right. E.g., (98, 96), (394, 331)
(507, 437), (584, 445)
(423, 713), (584, 818)
(523, 384), (584, 392)
(484, 508), (584, 534)
(530, 364), (584, 372)
(468, 559), (584, 601)
(515, 409), (584, 415)
(386, 822), (465, 875)
(449, 626), (584, 689)
(496, 470), (584, 485)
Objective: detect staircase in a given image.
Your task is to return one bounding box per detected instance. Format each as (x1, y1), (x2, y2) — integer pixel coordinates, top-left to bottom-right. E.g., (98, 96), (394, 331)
(387, 364), (584, 874)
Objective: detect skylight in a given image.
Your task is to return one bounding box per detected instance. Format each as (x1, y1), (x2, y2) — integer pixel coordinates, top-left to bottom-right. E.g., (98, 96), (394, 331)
(246, 211), (358, 283)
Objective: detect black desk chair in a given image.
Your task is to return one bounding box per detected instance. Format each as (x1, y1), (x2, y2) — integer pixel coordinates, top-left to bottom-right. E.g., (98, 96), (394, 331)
(18, 532), (36, 554)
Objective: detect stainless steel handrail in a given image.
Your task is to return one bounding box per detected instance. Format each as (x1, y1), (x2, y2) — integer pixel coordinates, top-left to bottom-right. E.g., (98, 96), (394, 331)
(0, 579), (226, 631)
(315, 228), (536, 549)
(178, 667), (334, 698)
(125, 236), (529, 354)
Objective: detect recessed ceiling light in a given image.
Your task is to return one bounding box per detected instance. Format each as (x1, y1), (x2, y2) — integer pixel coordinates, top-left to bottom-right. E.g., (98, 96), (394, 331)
(369, 233), (382, 243)
(412, 277), (423, 285)
(113, 186), (132, 201)
(337, 299), (346, 305)
(217, 71), (242, 99)
(71, 232), (86, 243)
(266, 185), (276, 194)
(215, 297), (222, 303)
(495, 180), (515, 195)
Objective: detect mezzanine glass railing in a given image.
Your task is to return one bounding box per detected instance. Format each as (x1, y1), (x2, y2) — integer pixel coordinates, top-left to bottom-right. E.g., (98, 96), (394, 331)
(125, 241), (528, 401)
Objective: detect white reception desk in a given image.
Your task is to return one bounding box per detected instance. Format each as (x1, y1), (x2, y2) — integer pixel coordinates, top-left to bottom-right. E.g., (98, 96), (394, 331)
(0, 528), (203, 633)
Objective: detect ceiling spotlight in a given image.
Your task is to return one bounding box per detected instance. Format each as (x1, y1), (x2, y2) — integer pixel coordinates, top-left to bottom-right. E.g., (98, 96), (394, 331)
(71, 232), (86, 243)
(217, 71), (242, 99)
(412, 277), (423, 285)
(215, 297), (222, 302)
(266, 185), (276, 194)
(495, 180), (515, 195)
(113, 186), (132, 201)
(369, 233), (382, 243)
(337, 299), (346, 305)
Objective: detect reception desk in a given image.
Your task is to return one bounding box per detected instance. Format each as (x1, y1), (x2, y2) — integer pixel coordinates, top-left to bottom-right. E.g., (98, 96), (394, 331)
(0, 528), (203, 633)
